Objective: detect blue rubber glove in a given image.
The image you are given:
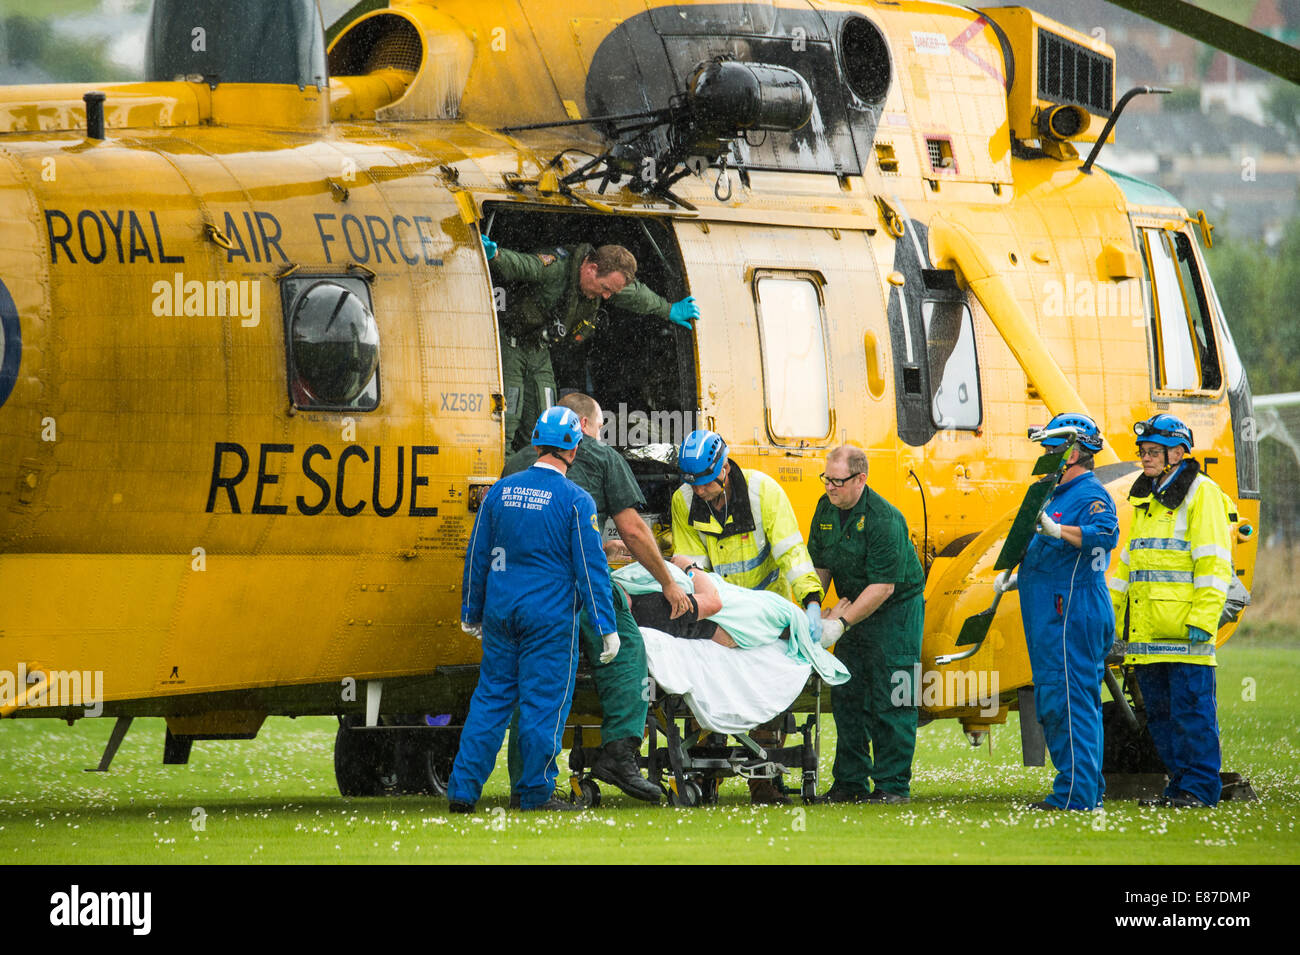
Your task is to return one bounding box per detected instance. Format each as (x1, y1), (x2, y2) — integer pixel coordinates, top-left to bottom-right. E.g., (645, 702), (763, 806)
(668, 295), (699, 328)
(805, 603), (823, 643)
(1187, 625), (1212, 643)
(481, 234), (497, 260)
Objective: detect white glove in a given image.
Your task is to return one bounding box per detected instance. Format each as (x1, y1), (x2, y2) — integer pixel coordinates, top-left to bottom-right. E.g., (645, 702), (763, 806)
(1037, 511), (1062, 539)
(600, 632), (620, 664)
(994, 570), (1019, 594)
(819, 617), (845, 648)
(460, 620), (482, 640)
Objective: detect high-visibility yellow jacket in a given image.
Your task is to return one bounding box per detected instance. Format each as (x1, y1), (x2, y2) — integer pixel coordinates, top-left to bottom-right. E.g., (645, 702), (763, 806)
(671, 466), (823, 606)
(1109, 460), (1233, 666)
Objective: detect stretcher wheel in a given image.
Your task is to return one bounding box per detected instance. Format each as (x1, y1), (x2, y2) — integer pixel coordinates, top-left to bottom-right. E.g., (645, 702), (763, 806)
(700, 777), (719, 805)
(573, 778), (601, 809)
(669, 779), (701, 808)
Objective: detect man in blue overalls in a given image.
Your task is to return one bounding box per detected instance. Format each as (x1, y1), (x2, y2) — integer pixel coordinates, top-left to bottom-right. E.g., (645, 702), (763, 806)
(1000, 413), (1119, 811)
(448, 407), (619, 812)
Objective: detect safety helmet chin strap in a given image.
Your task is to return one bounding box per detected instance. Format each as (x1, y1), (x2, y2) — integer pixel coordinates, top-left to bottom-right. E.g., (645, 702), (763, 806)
(1158, 446), (1189, 483)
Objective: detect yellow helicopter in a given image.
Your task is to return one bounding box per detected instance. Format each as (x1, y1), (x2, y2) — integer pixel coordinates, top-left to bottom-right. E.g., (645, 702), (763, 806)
(0, 0), (1261, 795)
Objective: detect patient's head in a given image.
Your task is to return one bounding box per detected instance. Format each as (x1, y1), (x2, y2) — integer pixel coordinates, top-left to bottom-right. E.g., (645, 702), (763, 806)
(604, 539), (633, 563)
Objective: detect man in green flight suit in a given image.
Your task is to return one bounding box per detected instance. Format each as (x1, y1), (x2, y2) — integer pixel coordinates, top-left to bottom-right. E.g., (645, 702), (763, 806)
(808, 445), (925, 804)
(502, 392), (690, 803)
(482, 235), (700, 450)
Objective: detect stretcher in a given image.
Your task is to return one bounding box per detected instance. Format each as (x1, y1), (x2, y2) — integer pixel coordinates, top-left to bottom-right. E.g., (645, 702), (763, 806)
(564, 633), (830, 808)
(645, 672), (825, 806)
(562, 559), (847, 807)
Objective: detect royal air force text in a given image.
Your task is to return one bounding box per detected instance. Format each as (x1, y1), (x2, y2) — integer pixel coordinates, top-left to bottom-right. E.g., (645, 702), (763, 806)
(45, 209), (444, 267)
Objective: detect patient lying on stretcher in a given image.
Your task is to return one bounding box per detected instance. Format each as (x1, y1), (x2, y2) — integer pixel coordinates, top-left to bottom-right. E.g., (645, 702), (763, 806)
(602, 544), (849, 684)
(602, 546), (849, 734)
(621, 555), (740, 647)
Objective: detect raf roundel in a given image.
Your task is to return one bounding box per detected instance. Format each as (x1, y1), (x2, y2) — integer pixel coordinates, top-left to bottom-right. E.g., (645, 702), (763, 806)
(0, 279), (22, 410)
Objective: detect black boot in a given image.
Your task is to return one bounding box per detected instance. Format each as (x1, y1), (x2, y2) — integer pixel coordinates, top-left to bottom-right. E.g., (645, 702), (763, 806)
(591, 738), (661, 803)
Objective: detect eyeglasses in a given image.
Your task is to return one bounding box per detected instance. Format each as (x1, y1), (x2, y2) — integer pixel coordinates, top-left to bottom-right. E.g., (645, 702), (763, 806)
(819, 472), (862, 487)
(1136, 448), (1164, 459)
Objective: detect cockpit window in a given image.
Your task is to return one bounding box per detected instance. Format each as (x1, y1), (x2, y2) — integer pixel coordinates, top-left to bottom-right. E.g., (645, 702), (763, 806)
(281, 276), (380, 411)
(923, 300), (982, 430)
(1141, 227), (1222, 393)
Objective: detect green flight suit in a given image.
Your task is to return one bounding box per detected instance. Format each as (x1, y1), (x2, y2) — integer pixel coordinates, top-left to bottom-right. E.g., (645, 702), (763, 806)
(808, 486), (925, 797)
(489, 244), (672, 449)
(501, 435), (650, 786)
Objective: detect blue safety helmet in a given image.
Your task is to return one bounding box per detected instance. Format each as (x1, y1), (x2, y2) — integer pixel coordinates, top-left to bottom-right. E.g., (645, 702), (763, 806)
(531, 406), (582, 450)
(1038, 412), (1104, 454)
(679, 429), (728, 485)
(1133, 413), (1193, 452)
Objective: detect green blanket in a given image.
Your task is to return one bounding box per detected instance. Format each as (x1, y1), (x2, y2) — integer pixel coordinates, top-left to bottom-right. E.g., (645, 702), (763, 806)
(611, 563), (850, 685)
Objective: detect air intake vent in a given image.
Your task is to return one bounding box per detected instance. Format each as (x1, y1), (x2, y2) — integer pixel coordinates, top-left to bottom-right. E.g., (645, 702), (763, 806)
(926, 138), (954, 172)
(1038, 31), (1112, 115)
(329, 14), (424, 76)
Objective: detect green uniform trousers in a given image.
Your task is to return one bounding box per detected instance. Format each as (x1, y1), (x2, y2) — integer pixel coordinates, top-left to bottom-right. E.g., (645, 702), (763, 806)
(508, 580), (648, 788)
(502, 338), (556, 451)
(830, 594), (923, 797)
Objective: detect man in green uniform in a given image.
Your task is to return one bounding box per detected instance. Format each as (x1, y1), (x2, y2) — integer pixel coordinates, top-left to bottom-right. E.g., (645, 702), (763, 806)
(482, 236), (700, 450)
(502, 392), (690, 803)
(808, 445), (925, 804)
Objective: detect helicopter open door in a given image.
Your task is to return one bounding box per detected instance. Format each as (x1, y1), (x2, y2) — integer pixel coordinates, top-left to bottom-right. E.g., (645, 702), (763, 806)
(473, 202), (699, 521)
(673, 220), (898, 516)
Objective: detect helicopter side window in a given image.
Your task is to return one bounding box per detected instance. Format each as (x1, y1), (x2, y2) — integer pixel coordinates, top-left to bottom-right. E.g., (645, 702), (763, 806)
(753, 272), (832, 443)
(1141, 227), (1220, 393)
(923, 300), (982, 430)
(280, 275), (380, 412)
(1173, 232), (1222, 391)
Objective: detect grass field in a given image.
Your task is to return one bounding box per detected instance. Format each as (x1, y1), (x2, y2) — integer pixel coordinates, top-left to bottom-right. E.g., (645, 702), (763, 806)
(1, 629), (1296, 865)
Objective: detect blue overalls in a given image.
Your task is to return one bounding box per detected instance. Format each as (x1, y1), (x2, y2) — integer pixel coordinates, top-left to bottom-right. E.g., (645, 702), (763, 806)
(448, 463), (616, 809)
(1018, 470), (1119, 810)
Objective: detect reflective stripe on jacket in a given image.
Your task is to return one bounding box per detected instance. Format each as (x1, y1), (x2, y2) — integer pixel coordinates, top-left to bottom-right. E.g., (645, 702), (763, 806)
(1109, 466), (1232, 666)
(671, 466), (822, 605)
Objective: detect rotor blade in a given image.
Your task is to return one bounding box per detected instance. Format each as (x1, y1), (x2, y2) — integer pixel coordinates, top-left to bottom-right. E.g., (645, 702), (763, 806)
(1106, 0), (1300, 85)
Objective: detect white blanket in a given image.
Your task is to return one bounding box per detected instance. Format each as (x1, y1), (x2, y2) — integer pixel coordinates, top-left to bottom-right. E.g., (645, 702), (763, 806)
(641, 627), (813, 735)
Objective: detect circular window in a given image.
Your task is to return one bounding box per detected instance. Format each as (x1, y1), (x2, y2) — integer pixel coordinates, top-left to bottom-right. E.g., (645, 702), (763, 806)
(289, 281), (379, 406)
(840, 16), (891, 106)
